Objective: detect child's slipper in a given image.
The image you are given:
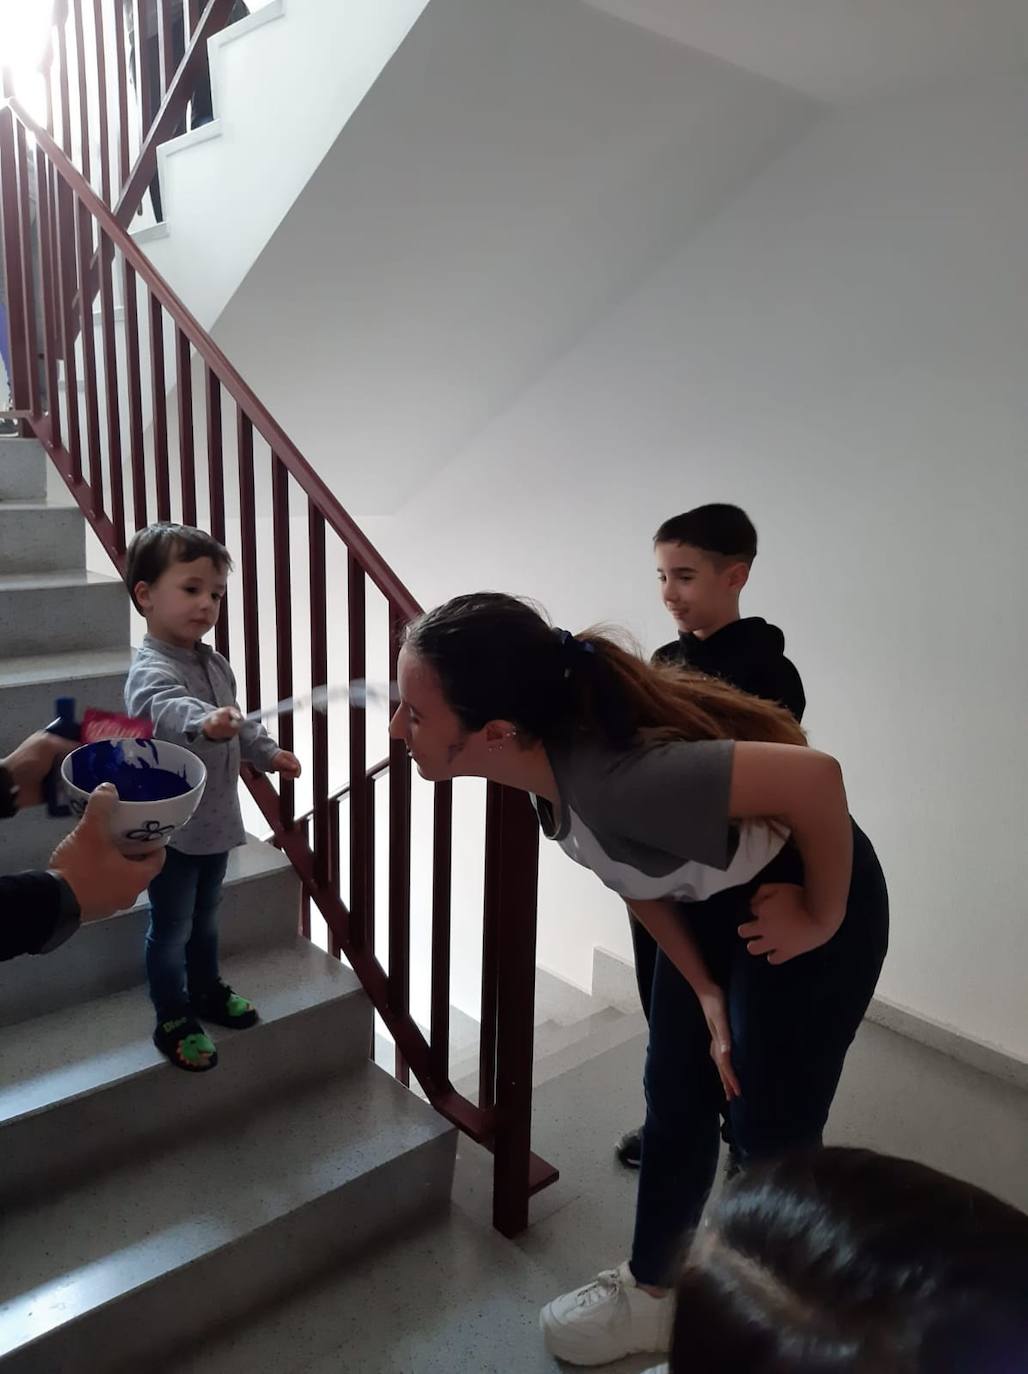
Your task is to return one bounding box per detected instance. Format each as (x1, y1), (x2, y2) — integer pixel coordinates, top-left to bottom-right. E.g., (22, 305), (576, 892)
(190, 979), (259, 1030)
(154, 1015), (218, 1071)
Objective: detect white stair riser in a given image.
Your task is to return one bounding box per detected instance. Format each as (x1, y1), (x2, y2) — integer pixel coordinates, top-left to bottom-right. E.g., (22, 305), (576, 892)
(0, 865), (300, 1029)
(0, 992), (372, 1205)
(0, 440), (47, 500)
(4, 1132), (455, 1374)
(0, 507), (85, 575)
(0, 669), (128, 762)
(0, 580), (128, 657)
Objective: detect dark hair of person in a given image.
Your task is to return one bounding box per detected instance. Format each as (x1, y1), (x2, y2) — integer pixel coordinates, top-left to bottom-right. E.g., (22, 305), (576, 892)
(124, 523), (233, 613)
(654, 503), (758, 566)
(404, 592), (805, 749)
(671, 1147), (1028, 1374)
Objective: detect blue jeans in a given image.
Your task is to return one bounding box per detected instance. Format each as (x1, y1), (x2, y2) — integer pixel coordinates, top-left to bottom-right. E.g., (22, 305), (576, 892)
(630, 822), (889, 1285)
(0, 299), (12, 399)
(145, 847), (229, 1022)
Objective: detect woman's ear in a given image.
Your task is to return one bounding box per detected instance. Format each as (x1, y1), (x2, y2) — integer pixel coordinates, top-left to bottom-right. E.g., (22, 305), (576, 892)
(483, 719), (519, 748)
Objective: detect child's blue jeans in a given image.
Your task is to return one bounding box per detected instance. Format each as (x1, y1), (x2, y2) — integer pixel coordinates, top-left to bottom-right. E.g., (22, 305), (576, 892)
(146, 846), (229, 1022)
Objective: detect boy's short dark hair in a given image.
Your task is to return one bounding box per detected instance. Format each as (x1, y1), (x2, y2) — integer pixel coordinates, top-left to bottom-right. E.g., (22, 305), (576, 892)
(654, 504), (757, 566)
(124, 523), (233, 613)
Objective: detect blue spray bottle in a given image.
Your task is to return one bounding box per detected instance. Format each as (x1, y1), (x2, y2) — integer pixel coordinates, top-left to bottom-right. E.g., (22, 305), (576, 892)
(44, 697), (81, 817)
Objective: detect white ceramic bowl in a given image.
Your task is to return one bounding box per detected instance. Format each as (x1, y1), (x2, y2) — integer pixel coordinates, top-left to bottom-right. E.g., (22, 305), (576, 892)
(60, 739), (206, 850)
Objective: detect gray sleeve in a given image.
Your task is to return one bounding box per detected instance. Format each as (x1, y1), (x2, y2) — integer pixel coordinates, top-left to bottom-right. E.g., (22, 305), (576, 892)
(589, 739), (736, 870)
(238, 720), (280, 771)
(220, 658), (280, 771)
(125, 660), (212, 744)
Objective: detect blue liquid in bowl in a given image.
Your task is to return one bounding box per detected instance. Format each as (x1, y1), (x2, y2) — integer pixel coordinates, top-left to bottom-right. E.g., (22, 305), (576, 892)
(71, 740), (192, 801)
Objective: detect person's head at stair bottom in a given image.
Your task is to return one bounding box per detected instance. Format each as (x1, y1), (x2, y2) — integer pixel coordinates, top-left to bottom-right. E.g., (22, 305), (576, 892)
(390, 592), (891, 1369)
(668, 1146), (1028, 1374)
(123, 522), (301, 1075)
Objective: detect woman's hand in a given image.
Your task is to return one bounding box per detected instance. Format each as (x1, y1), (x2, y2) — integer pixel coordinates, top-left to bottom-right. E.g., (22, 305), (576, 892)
(625, 897), (740, 1099)
(738, 882), (834, 964)
(697, 986), (740, 1101)
(728, 743), (852, 951)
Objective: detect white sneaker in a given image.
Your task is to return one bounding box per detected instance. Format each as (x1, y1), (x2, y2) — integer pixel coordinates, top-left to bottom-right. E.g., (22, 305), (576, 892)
(641, 1366), (670, 1374)
(540, 1260), (673, 1365)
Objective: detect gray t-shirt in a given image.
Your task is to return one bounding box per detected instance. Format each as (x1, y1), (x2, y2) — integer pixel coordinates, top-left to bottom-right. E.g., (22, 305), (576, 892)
(533, 738), (788, 902)
(125, 634), (279, 855)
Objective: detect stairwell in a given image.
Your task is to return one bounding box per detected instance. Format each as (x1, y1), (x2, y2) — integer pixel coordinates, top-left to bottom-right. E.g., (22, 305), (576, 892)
(0, 436), (456, 1374)
(130, 0), (431, 332)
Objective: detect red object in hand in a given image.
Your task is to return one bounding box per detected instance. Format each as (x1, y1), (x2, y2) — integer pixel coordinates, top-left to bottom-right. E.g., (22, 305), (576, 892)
(80, 708), (154, 744)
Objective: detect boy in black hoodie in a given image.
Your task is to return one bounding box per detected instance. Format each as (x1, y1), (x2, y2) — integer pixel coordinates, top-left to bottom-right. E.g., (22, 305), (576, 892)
(652, 504), (805, 719)
(616, 503), (806, 1168)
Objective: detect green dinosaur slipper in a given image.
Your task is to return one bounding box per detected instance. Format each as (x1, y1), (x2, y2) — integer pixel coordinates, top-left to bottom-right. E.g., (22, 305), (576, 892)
(190, 979), (259, 1030)
(154, 1015), (218, 1072)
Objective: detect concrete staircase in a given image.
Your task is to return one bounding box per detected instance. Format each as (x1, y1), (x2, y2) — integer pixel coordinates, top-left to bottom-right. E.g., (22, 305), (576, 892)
(375, 964), (646, 1099)
(0, 437), (456, 1374)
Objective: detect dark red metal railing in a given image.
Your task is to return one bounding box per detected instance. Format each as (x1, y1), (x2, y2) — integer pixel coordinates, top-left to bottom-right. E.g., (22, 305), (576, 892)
(0, 97), (557, 1235)
(2, 0), (243, 222)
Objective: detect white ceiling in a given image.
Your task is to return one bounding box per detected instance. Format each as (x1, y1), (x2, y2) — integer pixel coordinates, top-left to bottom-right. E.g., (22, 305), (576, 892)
(581, 0), (1028, 104)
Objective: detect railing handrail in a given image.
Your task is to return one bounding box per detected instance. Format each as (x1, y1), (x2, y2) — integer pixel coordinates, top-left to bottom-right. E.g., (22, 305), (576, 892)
(3, 95), (421, 616)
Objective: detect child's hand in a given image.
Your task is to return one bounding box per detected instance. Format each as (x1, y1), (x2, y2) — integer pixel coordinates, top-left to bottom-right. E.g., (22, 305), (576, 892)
(203, 706), (243, 741)
(270, 750), (302, 780)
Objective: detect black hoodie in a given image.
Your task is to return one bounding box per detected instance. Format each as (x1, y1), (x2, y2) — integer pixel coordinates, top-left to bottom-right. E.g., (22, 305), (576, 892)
(653, 617), (806, 722)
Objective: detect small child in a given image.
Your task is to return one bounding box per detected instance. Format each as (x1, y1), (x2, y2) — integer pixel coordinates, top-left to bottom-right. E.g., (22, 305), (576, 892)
(123, 523), (301, 1071)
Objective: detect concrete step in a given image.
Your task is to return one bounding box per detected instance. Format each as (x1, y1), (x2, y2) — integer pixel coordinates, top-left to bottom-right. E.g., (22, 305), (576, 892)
(0, 1063), (456, 1374)
(0, 502), (85, 575)
(534, 965), (611, 1026)
(445, 1005), (631, 1093)
(452, 1006), (647, 1099)
(530, 1007), (648, 1089)
(0, 647), (131, 752)
(0, 836), (299, 1028)
(534, 1005), (629, 1061)
(0, 802), (101, 875)
(377, 1002), (632, 1106)
(0, 438), (46, 501)
(592, 946), (642, 1014)
(0, 570), (128, 658)
(0, 940), (371, 1205)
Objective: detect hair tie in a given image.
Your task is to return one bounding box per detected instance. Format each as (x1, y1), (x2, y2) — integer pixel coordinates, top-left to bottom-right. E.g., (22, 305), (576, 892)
(555, 628), (596, 679)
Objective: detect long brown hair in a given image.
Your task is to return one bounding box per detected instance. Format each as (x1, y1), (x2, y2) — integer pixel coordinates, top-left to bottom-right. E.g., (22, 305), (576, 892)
(405, 593), (806, 749)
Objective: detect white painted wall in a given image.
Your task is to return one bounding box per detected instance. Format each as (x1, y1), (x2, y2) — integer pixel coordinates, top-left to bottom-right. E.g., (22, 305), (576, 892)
(367, 76), (1028, 1060)
(213, 0), (816, 513)
(582, 0), (1028, 105)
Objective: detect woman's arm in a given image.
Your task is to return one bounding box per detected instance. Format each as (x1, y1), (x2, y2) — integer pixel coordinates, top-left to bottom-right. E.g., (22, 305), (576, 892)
(627, 897), (740, 1099)
(729, 742), (853, 956)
